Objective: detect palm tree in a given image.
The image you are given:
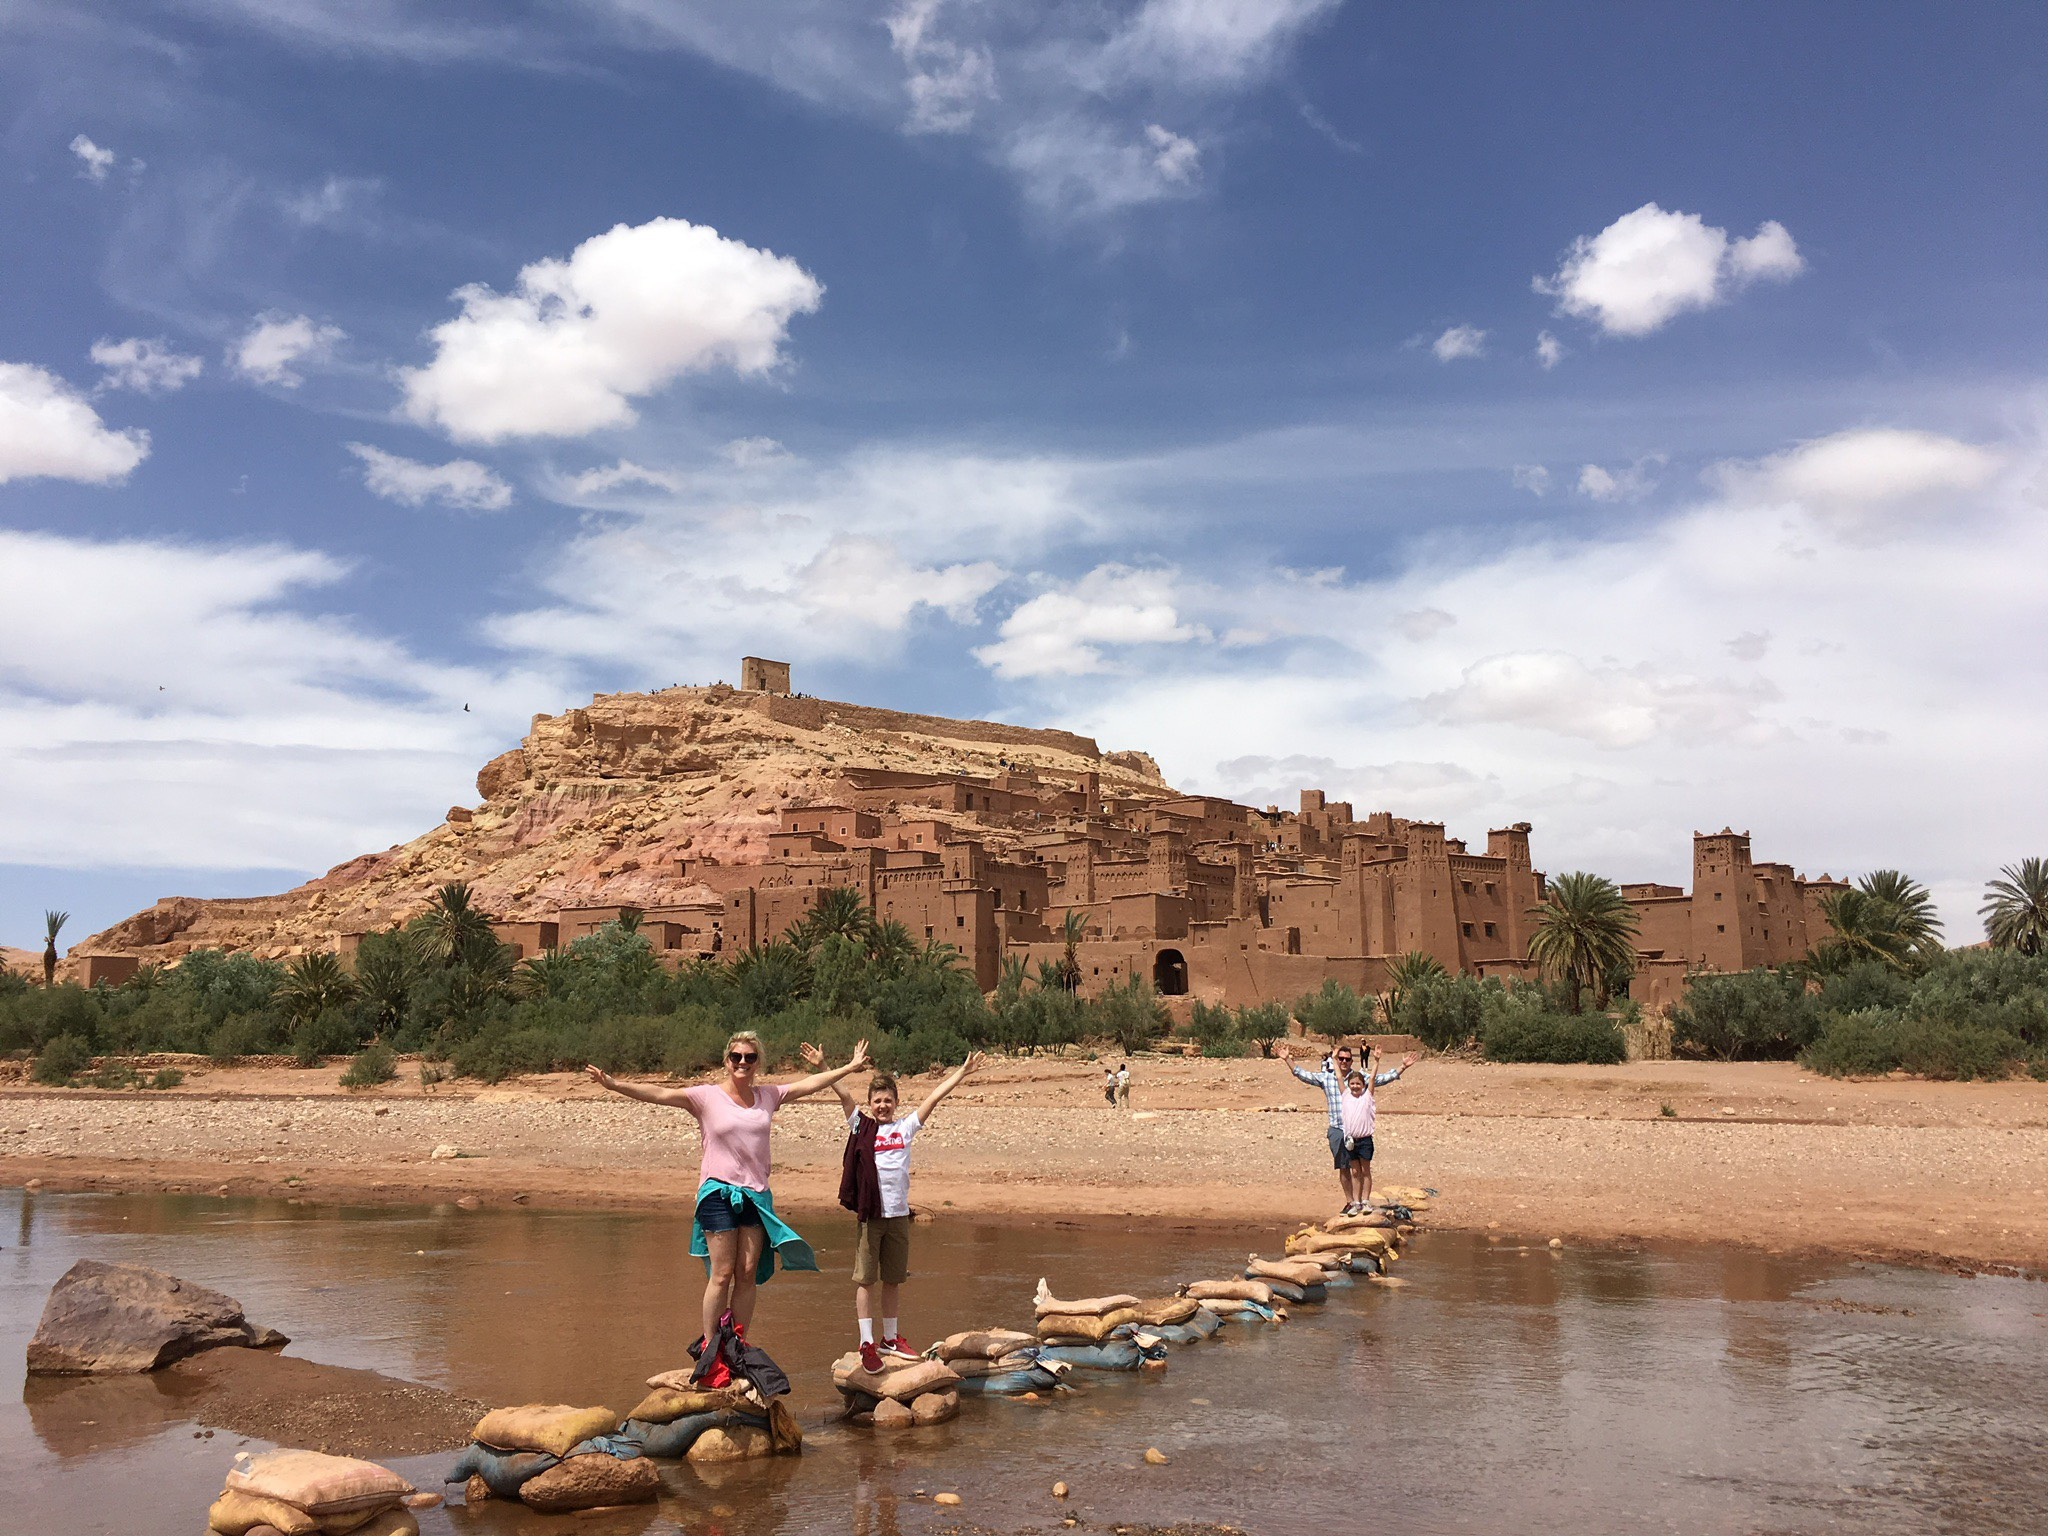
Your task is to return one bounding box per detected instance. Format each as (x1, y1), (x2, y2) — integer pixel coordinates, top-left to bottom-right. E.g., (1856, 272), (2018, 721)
(276, 951), (357, 1025)
(868, 919), (918, 975)
(513, 948), (581, 1001)
(615, 906), (645, 935)
(1381, 950), (1448, 1025)
(788, 887), (872, 952)
(353, 927), (428, 1037)
(1056, 910), (1091, 992)
(42, 910), (67, 987)
(417, 882), (496, 967)
(1526, 873), (1639, 1014)
(1982, 857), (2048, 955)
(1806, 887), (1917, 974)
(1858, 869), (1943, 955)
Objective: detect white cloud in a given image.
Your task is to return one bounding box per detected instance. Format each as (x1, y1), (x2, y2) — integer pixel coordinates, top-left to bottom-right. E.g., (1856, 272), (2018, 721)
(1577, 455), (1664, 502)
(887, 0), (997, 134)
(1420, 650), (1780, 749)
(69, 134), (117, 181)
(1096, 0), (1341, 88)
(1431, 325), (1487, 362)
(0, 527), (556, 870)
(90, 337), (203, 395)
(282, 174), (383, 229)
(1535, 330), (1564, 369)
(0, 362), (149, 485)
(796, 536), (1002, 630)
(399, 217), (823, 443)
(1726, 630), (1772, 663)
(567, 460), (685, 497)
(1537, 203), (1805, 336)
(1511, 464), (1551, 496)
(1396, 607), (1457, 640)
(722, 435), (791, 466)
(1709, 427), (2002, 536)
(974, 565), (1203, 678)
(1005, 119), (1206, 217)
(232, 313), (346, 387)
(347, 443), (513, 511)
(1145, 124), (1201, 184)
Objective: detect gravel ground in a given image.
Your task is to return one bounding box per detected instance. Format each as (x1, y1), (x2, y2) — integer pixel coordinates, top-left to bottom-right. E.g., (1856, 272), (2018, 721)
(3, 1055), (2044, 1274)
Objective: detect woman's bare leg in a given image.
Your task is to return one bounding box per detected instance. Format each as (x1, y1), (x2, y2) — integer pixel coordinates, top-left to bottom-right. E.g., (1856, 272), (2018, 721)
(729, 1226), (766, 1330)
(703, 1228), (738, 1343)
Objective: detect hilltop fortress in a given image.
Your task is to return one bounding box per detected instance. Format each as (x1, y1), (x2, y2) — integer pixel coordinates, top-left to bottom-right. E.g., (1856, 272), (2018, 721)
(70, 661), (1842, 1009)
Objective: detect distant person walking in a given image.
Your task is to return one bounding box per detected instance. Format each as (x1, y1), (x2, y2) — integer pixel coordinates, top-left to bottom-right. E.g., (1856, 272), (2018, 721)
(1278, 1039), (1416, 1214)
(585, 1032), (871, 1360)
(1115, 1060), (1132, 1109)
(1104, 1063), (1118, 1107)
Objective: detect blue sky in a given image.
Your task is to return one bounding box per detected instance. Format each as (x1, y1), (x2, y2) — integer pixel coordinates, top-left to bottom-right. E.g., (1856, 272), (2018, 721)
(2, 0), (2044, 948)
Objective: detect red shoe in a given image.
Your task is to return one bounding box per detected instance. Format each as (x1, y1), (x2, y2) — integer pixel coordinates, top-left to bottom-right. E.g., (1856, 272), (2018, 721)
(858, 1340), (885, 1374)
(882, 1336), (916, 1358)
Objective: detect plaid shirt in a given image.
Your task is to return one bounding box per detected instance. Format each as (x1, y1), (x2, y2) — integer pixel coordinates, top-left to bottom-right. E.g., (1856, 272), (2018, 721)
(1292, 1062), (1401, 1131)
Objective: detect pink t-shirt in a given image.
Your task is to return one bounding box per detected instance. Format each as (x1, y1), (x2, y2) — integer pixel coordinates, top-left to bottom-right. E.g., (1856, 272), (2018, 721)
(681, 1082), (786, 1191)
(1338, 1085), (1377, 1141)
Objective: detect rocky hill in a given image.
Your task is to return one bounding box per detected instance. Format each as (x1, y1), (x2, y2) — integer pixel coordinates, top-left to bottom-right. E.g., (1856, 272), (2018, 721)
(75, 684), (1170, 964)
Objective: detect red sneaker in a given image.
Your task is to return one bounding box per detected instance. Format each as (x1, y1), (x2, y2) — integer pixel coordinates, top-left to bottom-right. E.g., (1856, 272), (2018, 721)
(858, 1340), (885, 1374)
(882, 1335), (916, 1358)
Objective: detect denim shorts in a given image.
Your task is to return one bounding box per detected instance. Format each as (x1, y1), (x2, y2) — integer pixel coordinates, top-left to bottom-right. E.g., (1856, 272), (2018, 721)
(1327, 1128), (1375, 1169)
(696, 1188), (764, 1234)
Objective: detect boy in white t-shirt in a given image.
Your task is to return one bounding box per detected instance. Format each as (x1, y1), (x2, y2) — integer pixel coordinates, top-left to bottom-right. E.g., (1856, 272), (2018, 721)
(809, 1046), (984, 1372)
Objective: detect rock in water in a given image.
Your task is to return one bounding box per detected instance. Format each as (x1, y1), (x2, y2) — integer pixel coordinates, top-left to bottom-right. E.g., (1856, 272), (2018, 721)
(870, 1399), (915, 1429)
(26, 1260), (288, 1375)
(910, 1391), (959, 1426)
(517, 1453), (660, 1513)
(687, 1426), (776, 1462)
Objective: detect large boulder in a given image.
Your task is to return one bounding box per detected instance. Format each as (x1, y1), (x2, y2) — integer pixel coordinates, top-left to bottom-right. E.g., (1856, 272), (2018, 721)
(26, 1260), (287, 1376)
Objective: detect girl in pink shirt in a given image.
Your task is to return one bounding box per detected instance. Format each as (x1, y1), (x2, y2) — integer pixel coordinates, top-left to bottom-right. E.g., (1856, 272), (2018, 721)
(587, 1031), (870, 1351)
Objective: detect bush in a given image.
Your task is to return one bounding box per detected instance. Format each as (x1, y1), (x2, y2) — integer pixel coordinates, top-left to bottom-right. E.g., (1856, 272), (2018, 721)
(1390, 974), (1492, 1051)
(32, 1033), (92, 1085)
(339, 1042), (398, 1088)
(147, 1067), (185, 1090)
(89, 1059), (139, 1090)
(1481, 999), (1625, 1064)
(1671, 969), (1818, 1060)
(1803, 1009), (2024, 1080)
(1293, 979), (1369, 1038)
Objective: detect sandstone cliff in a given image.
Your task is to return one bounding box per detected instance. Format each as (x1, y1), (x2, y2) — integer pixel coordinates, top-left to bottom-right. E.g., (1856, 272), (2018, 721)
(75, 686), (1171, 963)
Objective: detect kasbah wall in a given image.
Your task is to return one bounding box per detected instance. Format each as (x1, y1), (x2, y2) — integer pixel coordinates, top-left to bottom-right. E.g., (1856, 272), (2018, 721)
(439, 660), (1843, 1016)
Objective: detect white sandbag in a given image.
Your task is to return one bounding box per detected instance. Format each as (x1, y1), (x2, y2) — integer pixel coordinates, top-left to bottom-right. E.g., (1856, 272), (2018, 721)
(225, 1452), (415, 1517)
(932, 1328), (1036, 1361)
(1181, 1279), (1274, 1305)
(831, 1353), (963, 1402)
(1033, 1279), (1141, 1318)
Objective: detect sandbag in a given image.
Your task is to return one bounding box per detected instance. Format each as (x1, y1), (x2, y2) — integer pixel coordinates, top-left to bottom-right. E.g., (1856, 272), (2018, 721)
(1296, 1282), (1328, 1304)
(1035, 1339), (1161, 1371)
(1138, 1323), (1204, 1345)
(830, 1353), (962, 1402)
(208, 1489), (318, 1536)
(472, 1405), (620, 1459)
(1246, 1257), (1326, 1286)
(517, 1453), (660, 1514)
(1289, 1228), (1388, 1257)
(337, 1513), (416, 1536)
(1036, 1307), (1142, 1341)
(1132, 1296), (1199, 1327)
(687, 1425), (777, 1462)
(227, 1452), (415, 1518)
(1033, 1279), (1141, 1318)
(627, 1384), (758, 1422)
(1348, 1252), (1382, 1275)
(947, 1350), (1042, 1379)
(932, 1328), (1036, 1362)
(443, 1445), (559, 1500)
(1182, 1279), (1274, 1305)
(1213, 1299), (1278, 1323)
(954, 1366), (1061, 1396)
(1257, 1278), (1308, 1303)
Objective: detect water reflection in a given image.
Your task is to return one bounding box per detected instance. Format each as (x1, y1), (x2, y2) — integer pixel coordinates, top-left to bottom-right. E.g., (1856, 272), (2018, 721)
(4, 1190), (2045, 1536)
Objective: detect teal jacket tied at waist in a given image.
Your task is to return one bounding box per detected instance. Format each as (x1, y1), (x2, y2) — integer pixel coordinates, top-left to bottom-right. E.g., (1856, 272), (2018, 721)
(690, 1179), (817, 1284)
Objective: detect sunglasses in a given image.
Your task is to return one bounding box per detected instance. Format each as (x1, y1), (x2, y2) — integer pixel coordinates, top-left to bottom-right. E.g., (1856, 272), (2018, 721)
(727, 1051), (759, 1065)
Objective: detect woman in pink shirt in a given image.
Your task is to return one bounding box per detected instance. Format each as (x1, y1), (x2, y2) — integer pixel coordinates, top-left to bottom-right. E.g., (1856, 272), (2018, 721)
(586, 1030), (870, 1350)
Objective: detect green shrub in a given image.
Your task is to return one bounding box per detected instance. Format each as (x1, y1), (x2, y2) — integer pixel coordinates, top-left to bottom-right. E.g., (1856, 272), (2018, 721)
(147, 1067), (185, 1090)
(1390, 973), (1492, 1051)
(339, 1042), (398, 1088)
(1671, 969), (1818, 1060)
(32, 1033), (92, 1085)
(1803, 1009), (2023, 1080)
(1482, 1004), (1625, 1064)
(1293, 978), (1369, 1038)
(88, 1059), (139, 1090)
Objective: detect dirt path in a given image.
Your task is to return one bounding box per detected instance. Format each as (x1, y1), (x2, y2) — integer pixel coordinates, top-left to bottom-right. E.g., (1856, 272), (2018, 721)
(4, 1055), (2044, 1275)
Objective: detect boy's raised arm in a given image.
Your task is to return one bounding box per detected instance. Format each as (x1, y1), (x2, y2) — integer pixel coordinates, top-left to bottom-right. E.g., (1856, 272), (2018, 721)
(782, 1038), (871, 1102)
(917, 1050), (985, 1125)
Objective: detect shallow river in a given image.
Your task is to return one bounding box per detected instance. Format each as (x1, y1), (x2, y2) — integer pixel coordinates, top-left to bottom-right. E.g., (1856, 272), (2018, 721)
(4, 1190), (2044, 1535)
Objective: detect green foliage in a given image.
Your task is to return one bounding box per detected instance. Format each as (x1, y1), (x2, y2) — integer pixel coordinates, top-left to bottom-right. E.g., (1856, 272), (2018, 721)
(147, 1067), (185, 1090)
(1983, 857), (2048, 956)
(277, 951), (357, 1024)
(1188, 1001), (1240, 1057)
(1807, 870), (1945, 975)
(340, 1041), (398, 1088)
(1235, 1003), (1290, 1056)
(1801, 946), (2048, 1079)
(1480, 993), (1626, 1064)
(1388, 972), (1497, 1051)
(1096, 975), (1169, 1054)
(1293, 978), (1369, 1038)
(89, 1058), (139, 1090)
(1527, 872), (1639, 1014)
(1670, 969), (1819, 1060)
(33, 1033), (92, 1085)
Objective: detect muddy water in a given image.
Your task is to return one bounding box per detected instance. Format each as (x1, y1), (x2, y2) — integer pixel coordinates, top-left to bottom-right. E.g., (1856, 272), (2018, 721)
(4, 1190), (2044, 1536)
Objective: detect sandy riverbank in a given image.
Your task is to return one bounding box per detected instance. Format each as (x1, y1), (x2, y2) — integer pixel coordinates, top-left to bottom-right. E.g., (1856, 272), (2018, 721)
(4, 1054), (2044, 1276)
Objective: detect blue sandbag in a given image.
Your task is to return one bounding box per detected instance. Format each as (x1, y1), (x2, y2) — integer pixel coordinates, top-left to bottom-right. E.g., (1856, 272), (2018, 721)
(1297, 1282), (1328, 1303)
(568, 1433), (645, 1459)
(1185, 1307), (1222, 1336)
(1348, 1252), (1382, 1275)
(1321, 1269), (1355, 1289)
(445, 1444), (558, 1497)
(1218, 1300), (1277, 1323)
(1258, 1278), (1308, 1303)
(1142, 1323), (1205, 1345)
(955, 1365), (1062, 1396)
(620, 1408), (767, 1459)
(1037, 1339), (1145, 1370)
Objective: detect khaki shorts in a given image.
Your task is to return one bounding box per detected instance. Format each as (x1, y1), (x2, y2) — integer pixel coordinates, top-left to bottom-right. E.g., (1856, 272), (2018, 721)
(853, 1215), (912, 1286)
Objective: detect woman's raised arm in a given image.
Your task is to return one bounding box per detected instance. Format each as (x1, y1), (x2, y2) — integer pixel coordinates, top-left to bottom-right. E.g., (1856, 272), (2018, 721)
(584, 1064), (697, 1108)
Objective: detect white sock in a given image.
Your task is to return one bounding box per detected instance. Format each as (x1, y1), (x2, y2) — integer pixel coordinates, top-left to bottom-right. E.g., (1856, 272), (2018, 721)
(859, 1318), (874, 1345)
(883, 1317), (898, 1340)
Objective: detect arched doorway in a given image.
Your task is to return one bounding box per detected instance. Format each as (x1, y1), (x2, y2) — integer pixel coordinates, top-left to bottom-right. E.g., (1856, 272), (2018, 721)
(1152, 948), (1188, 996)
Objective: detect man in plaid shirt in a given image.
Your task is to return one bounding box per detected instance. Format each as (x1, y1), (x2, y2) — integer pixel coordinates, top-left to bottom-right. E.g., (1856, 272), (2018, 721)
(1278, 1039), (1416, 1214)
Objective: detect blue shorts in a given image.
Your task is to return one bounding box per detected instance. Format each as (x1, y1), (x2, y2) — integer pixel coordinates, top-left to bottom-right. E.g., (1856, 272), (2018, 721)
(1327, 1128), (1375, 1169)
(695, 1188), (764, 1234)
